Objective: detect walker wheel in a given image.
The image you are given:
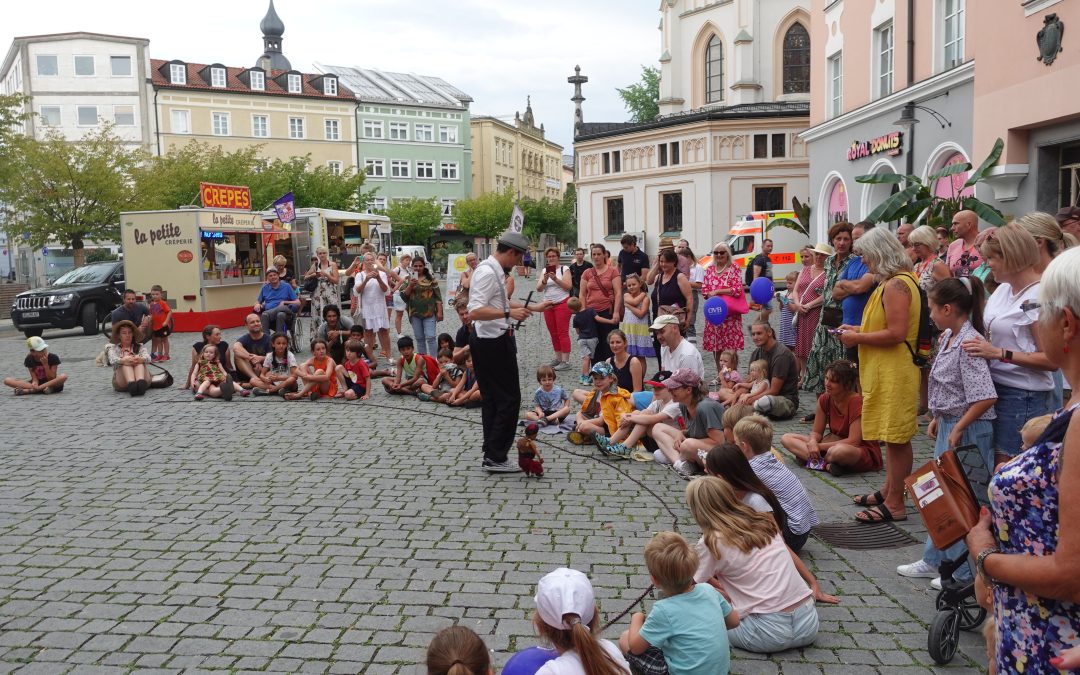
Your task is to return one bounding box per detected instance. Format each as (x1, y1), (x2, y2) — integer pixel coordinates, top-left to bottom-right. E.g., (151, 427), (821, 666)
(928, 609), (960, 664)
(933, 588), (987, 631)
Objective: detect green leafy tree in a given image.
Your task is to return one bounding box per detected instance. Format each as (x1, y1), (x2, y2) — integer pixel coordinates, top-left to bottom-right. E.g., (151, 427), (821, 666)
(385, 197), (442, 245)
(520, 196), (575, 245)
(856, 138), (1006, 232)
(2, 125), (149, 267)
(616, 66), (661, 123)
(455, 189), (514, 242)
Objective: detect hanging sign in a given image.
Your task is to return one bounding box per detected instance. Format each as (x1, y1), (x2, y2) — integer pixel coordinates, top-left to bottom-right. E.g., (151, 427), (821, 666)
(199, 182), (252, 210)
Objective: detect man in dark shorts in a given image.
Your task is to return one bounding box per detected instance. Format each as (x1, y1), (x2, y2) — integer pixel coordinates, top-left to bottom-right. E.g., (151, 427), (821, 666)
(111, 289), (152, 343)
(233, 313), (273, 385)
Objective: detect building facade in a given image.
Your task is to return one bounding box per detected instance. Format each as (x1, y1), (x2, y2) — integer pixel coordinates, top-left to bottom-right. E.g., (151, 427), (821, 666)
(319, 64), (472, 227)
(470, 98), (563, 201)
(802, 0), (978, 239)
(573, 0), (811, 255)
(0, 32), (154, 149)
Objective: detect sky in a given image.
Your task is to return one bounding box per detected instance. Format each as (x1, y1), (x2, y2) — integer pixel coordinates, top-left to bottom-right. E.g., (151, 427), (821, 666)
(4, 0), (661, 151)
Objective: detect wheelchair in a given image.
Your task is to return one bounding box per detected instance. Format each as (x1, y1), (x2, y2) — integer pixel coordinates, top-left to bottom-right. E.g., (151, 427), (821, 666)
(927, 551), (987, 664)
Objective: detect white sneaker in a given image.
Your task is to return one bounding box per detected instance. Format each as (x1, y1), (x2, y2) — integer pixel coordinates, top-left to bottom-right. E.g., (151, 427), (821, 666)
(930, 577), (942, 590)
(670, 460), (697, 481)
(897, 560), (938, 578)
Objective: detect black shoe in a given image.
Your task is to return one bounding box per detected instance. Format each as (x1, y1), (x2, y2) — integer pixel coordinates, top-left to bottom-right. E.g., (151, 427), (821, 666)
(135, 380), (149, 396)
(127, 381), (138, 396)
(482, 459), (523, 473)
(221, 378), (235, 401)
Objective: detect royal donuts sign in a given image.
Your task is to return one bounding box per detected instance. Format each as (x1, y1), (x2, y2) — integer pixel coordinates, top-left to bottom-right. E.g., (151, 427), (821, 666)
(846, 131), (903, 161)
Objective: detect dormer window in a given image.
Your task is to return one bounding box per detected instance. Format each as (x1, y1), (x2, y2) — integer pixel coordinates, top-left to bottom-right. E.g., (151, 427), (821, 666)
(210, 67), (226, 88)
(170, 63), (186, 85)
(323, 77), (337, 96)
(250, 70), (265, 91)
(287, 73), (301, 94)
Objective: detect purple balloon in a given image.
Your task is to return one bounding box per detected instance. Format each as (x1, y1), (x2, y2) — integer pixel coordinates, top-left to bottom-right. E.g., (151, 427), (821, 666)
(703, 295), (728, 326)
(503, 646), (559, 675)
(749, 277), (775, 305)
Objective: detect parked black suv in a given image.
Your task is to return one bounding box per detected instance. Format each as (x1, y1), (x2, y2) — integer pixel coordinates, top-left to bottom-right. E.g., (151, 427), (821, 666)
(11, 261), (125, 338)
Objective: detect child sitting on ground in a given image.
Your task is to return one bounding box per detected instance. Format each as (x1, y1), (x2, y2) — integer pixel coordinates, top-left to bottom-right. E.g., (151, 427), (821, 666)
(348, 325), (392, 378)
(447, 351), (481, 407)
(5, 336), (67, 395)
(734, 415), (819, 552)
(252, 332), (298, 396)
(287, 338), (337, 401)
(337, 339), (371, 401)
(383, 336), (427, 396)
(619, 531), (738, 674)
(193, 343), (235, 401)
(599, 377), (683, 460)
(526, 364), (571, 426)
(721, 404), (755, 444)
(569, 297), (600, 387)
(425, 625), (491, 675)
(720, 360), (768, 406)
(569, 361), (633, 447)
(518, 423), (544, 477)
(711, 349), (741, 391)
(418, 349), (462, 403)
(532, 567), (630, 675)
(148, 284), (173, 362)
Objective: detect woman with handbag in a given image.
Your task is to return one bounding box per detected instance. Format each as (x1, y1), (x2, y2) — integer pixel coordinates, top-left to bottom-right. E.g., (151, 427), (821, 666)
(790, 243), (830, 386)
(802, 223), (857, 415)
(701, 243), (745, 382)
(647, 248), (694, 371)
(579, 244), (622, 363)
(304, 246), (339, 335)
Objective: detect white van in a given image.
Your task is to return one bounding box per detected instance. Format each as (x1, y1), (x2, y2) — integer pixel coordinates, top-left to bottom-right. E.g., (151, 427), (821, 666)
(719, 210), (810, 289)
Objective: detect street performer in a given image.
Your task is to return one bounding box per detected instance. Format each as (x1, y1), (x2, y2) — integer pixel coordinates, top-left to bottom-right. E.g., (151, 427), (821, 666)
(467, 231), (551, 473)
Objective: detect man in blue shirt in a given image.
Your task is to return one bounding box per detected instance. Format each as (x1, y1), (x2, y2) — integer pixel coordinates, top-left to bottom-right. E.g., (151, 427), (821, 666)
(831, 222), (876, 363)
(254, 267), (301, 333)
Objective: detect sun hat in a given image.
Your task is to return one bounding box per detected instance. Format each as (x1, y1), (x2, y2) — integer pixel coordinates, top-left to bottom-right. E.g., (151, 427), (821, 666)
(497, 231), (530, 253)
(810, 242), (835, 256)
(649, 314), (681, 330)
(589, 361), (615, 378)
(26, 336), (48, 352)
(534, 568), (596, 630)
(647, 367), (701, 390)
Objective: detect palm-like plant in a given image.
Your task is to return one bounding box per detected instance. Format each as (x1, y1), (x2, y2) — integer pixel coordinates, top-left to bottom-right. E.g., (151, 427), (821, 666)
(855, 137), (1006, 234)
(766, 196), (812, 237)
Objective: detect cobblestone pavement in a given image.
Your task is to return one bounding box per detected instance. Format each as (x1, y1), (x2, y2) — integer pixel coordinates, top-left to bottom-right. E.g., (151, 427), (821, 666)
(0, 286), (988, 674)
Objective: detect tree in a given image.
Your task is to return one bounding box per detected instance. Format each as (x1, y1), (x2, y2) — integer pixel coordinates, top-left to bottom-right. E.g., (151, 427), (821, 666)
(2, 125), (149, 267)
(455, 190), (514, 242)
(520, 196), (574, 245)
(385, 197), (442, 245)
(616, 66), (661, 123)
(856, 138), (1006, 233)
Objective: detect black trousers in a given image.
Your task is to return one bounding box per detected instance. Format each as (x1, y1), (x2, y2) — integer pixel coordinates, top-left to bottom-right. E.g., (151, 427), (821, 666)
(469, 332), (519, 463)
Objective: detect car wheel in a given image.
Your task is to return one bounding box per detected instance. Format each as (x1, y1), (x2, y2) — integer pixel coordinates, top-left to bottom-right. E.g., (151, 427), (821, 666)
(81, 303), (100, 336)
(22, 328), (43, 338)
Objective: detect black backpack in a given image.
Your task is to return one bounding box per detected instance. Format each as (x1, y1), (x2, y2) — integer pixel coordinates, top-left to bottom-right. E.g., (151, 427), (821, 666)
(884, 272), (932, 368)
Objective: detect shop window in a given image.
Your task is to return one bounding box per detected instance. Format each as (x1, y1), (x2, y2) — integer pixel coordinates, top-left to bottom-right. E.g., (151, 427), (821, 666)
(754, 186), (785, 212)
(200, 231), (266, 285)
(782, 24), (810, 94)
(827, 179), (848, 223)
(605, 197), (625, 235)
(662, 192), (683, 232)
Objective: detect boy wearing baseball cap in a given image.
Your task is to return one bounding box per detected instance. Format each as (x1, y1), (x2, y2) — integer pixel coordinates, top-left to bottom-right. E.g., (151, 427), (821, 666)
(4, 336), (67, 395)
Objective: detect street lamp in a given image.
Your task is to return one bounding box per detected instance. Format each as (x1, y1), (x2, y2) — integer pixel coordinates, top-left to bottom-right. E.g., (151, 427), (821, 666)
(891, 101), (952, 178)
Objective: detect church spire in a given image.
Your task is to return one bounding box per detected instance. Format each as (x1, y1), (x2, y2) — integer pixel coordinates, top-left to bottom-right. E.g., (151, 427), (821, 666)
(257, 0), (292, 71)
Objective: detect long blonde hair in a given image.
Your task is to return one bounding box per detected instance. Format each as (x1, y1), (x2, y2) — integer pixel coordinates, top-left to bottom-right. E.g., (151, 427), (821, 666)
(686, 477), (778, 557)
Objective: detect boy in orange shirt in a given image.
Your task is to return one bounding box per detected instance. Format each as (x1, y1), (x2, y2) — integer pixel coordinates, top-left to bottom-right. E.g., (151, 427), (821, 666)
(148, 285), (173, 362)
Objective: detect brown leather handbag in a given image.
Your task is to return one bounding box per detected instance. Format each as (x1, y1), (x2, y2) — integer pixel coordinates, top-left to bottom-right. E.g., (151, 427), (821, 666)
(904, 448), (980, 549)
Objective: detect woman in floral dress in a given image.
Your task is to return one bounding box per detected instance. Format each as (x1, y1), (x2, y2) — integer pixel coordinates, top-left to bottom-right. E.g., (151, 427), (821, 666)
(803, 223), (856, 400)
(304, 246), (339, 334)
(701, 242), (744, 378)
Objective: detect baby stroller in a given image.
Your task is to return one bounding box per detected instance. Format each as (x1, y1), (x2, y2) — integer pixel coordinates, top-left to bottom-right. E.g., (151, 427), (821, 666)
(927, 548), (987, 664)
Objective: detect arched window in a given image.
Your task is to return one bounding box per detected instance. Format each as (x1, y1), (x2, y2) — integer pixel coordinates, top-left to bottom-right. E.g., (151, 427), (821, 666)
(782, 23), (810, 94)
(705, 36), (723, 104)
(932, 152), (974, 200)
(828, 178), (848, 224)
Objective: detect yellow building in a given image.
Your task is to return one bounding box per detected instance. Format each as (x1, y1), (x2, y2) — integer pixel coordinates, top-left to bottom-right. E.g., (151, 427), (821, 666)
(470, 98), (563, 201)
(150, 58), (357, 173)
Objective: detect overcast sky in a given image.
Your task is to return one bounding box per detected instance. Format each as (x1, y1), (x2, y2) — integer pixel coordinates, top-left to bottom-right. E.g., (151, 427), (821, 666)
(5, 0), (661, 151)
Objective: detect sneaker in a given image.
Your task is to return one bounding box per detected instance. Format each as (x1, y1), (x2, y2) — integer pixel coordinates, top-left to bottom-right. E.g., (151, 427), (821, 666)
(252, 388), (269, 396)
(237, 388), (250, 397)
(670, 460), (697, 481)
(553, 361), (572, 372)
(14, 388), (28, 396)
(417, 392), (432, 402)
(579, 375), (591, 386)
(606, 442), (631, 459)
(653, 449), (672, 465)
(930, 577), (942, 590)
(549, 359), (561, 367)
(896, 560), (938, 578)
(309, 391), (319, 402)
(482, 458), (523, 473)
(535, 418), (549, 428)
(150, 352), (159, 361)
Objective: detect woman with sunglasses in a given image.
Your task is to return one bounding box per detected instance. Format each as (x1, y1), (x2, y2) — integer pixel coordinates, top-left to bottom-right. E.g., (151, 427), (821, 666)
(701, 243), (745, 381)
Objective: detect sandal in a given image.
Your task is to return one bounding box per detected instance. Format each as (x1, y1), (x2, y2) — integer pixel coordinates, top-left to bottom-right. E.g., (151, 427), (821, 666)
(855, 504), (906, 523)
(852, 490), (884, 507)
(801, 413), (816, 423)
(194, 393), (205, 401)
(630, 448), (654, 462)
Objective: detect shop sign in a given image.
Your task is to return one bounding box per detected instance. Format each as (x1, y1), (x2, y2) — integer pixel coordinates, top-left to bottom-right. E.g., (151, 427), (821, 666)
(846, 131), (903, 161)
(199, 182), (252, 210)
(134, 221), (191, 247)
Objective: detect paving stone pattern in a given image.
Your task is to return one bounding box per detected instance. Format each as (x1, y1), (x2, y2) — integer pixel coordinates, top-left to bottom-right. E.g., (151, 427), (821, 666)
(0, 285), (989, 673)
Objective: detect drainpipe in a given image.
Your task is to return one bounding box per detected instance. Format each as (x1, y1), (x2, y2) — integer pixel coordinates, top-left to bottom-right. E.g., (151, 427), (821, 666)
(904, 0), (915, 178)
(153, 87), (162, 157)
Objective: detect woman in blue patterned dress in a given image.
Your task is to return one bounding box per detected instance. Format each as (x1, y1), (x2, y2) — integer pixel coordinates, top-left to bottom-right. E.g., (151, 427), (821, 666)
(965, 245), (1080, 674)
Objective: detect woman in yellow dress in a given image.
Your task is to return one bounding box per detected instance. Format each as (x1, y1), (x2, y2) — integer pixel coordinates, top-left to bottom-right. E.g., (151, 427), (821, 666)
(838, 227), (920, 523)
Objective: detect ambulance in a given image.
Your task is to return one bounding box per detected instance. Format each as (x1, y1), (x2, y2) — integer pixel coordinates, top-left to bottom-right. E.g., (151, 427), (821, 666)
(707, 210), (811, 289)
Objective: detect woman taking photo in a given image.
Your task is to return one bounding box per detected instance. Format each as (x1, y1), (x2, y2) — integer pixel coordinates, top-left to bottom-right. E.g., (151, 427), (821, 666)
(790, 243), (830, 382)
(105, 320), (151, 396)
(401, 257), (442, 356)
(688, 477), (820, 653)
(352, 253), (392, 360)
(700, 242), (745, 381)
(964, 245), (1080, 674)
(579, 244), (622, 363)
(536, 247), (573, 370)
(802, 222), (857, 400)
(304, 246), (339, 333)
(837, 227), (920, 523)
(962, 222), (1057, 460)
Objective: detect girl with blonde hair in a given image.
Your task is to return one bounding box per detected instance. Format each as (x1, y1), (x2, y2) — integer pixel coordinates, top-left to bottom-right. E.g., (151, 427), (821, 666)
(686, 477), (820, 653)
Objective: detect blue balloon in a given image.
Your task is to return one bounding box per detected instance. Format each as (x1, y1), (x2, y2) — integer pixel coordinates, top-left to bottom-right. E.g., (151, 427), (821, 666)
(703, 295), (728, 326)
(749, 277), (775, 305)
(503, 646), (559, 675)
